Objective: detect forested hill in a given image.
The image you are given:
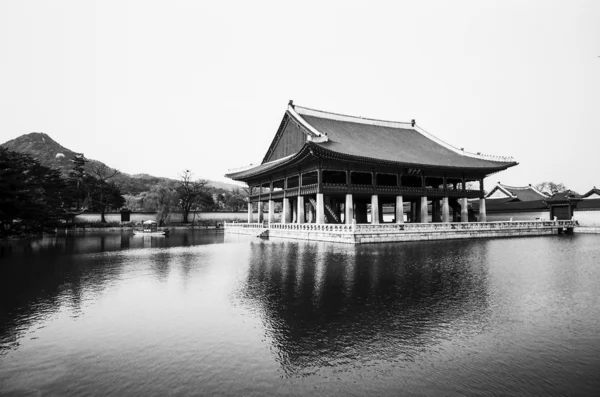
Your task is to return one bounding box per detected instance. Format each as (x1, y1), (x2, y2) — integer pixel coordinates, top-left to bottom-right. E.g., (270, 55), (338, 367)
(1, 132), (240, 194)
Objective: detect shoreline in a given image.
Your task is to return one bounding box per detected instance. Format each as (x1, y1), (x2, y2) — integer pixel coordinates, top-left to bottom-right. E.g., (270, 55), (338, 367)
(1, 225), (223, 241)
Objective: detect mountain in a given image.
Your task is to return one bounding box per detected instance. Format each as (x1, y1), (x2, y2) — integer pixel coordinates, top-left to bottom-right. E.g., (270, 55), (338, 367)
(1, 132), (241, 194)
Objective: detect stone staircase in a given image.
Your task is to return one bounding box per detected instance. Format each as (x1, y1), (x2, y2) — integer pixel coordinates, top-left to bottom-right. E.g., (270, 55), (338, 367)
(308, 197), (341, 223)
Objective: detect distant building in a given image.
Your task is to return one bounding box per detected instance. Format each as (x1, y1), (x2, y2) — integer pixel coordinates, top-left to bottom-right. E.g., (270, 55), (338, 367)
(486, 182), (550, 202)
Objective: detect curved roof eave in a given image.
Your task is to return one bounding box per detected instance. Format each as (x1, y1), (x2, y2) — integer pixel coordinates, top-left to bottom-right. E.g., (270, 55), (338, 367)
(227, 142), (517, 182)
(310, 142), (518, 174)
(225, 144), (315, 181)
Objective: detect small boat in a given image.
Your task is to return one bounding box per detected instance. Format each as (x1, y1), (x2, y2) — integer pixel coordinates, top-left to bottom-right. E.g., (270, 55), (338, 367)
(133, 220), (169, 236)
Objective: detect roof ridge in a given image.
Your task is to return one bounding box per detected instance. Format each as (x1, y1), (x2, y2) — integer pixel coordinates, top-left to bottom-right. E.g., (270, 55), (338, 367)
(490, 184), (517, 198)
(502, 184), (533, 190)
(294, 104), (414, 127)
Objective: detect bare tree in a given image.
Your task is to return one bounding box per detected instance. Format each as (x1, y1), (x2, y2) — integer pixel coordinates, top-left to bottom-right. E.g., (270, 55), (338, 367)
(535, 181), (568, 196)
(88, 163), (121, 222)
(176, 170), (211, 223)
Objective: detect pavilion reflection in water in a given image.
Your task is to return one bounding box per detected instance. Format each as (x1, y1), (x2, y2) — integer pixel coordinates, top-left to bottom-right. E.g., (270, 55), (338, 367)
(237, 240), (491, 376)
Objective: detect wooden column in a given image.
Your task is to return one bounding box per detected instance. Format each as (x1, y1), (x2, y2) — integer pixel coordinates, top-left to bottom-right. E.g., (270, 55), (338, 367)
(345, 194), (354, 225)
(414, 200), (421, 223)
(355, 200), (368, 223)
(297, 196), (305, 224)
(371, 195), (379, 224)
(395, 195), (404, 224)
(432, 199), (440, 222)
(420, 196), (428, 223)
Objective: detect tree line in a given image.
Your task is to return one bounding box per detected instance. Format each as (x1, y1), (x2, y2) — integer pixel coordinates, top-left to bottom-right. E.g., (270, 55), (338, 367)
(0, 148), (124, 234)
(0, 148), (249, 234)
(122, 170), (249, 225)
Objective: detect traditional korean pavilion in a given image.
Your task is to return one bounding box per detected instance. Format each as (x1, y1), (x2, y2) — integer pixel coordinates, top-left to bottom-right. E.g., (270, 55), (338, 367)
(226, 101), (518, 225)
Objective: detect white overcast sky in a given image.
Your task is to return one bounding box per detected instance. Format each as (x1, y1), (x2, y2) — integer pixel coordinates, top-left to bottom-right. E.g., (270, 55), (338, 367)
(1, 0), (599, 192)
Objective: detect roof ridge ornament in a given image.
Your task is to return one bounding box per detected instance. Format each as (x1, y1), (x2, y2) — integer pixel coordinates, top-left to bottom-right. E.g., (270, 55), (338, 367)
(287, 103), (328, 143)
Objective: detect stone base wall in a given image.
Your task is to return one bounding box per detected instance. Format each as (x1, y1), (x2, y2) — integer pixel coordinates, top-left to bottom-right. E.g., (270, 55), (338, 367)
(351, 228), (556, 244)
(574, 227), (600, 234)
(269, 228), (356, 243)
(226, 221), (570, 244)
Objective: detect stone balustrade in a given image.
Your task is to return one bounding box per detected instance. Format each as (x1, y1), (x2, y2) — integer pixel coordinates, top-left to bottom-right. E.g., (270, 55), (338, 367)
(224, 222), (264, 229)
(225, 220), (577, 244)
(353, 220), (576, 233)
(269, 223), (355, 233)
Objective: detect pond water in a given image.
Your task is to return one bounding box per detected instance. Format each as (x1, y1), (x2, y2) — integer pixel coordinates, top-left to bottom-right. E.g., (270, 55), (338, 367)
(1, 231), (599, 396)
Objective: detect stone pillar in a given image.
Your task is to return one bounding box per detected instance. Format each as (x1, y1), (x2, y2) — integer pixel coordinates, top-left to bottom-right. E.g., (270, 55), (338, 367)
(442, 197), (450, 223)
(297, 196), (305, 224)
(283, 198), (292, 223)
(291, 198), (297, 223)
(371, 195), (379, 224)
(345, 194), (354, 225)
(395, 195), (404, 224)
(420, 196), (428, 223)
(316, 193), (325, 224)
(268, 200), (275, 224)
(257, 201), (264, 223)
(247, 202), (253, 224)
(460, 197), (469, 223)
(479, 198), (487, 222)
(307, 201), (314, 223)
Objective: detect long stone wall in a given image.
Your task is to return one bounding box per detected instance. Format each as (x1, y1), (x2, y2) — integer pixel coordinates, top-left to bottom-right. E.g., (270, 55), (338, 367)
(486, 211), (549, 222)
(573, 210), (600, 227)
(225, 221), (574, 244)
(73, 211), (259, 224)
(485, 208), (600, 228)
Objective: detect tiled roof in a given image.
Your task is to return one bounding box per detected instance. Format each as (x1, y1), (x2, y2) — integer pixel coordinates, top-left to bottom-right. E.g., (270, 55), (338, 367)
(477, 199), (549, 212)
(577, 198), (600, 209)
(296, 105), (517, 171)
(582, 187), (600, 199)
(226, 103), (518, 181)
(485, 183), (549, 201)
(545, 190), (582, 203)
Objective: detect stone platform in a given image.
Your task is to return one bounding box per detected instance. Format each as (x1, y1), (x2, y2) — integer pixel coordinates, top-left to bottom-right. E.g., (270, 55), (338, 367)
(224, 220), (577, 244)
